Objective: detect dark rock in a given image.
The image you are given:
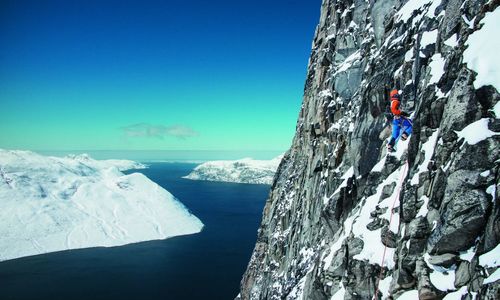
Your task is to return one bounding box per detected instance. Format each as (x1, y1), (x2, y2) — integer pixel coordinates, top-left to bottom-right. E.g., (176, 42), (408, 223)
(475, 85), (499, 117)
(428, 188), (490, 254)
(382, 155), (401, 178)
(393, 267), (416, 289)
(470, 271), (485, 293)
(312, 122), (322, 136)
(453, 139), (499, 171)
(370, 205), (388, 218)
(418, 288), (439, 300)
(313, 159), (323, 173)
(401, 184), (418, 222)
(381, 227), (398, 248)
(454, 260), (472, 288)
(347, 237), (364, 257)
(428, 169), (446, 209)
(380, 182), (396, 201)
(407, 238), (427, 255)
(427, 253), (458, 268)
(489, 118), (500, 132)
(478, 193), (500, 254)
(440, 68), (481, 135)
(416, 258), (440, 300)
(480, 282), (500, 299)
(367, 218), (389, 231)
(408, 217), (429, 239)
(326, 247), (347, 277)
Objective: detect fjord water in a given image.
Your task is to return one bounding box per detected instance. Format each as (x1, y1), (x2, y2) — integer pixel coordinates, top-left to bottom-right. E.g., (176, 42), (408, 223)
(0, 163), (269, 300)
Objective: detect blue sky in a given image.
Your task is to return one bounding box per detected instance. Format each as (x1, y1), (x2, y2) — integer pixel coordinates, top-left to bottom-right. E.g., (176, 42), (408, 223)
(0, 0), (321, 152)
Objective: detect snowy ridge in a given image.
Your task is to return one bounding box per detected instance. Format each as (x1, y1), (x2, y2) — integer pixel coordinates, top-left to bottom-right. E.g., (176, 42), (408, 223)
(0, 149), (203, 261)
(183, 155), (283, 185)
(66, 153), (147, 171)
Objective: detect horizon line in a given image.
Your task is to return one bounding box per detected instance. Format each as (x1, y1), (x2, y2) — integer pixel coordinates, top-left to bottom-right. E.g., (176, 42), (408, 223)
(1, 148), (288, 152)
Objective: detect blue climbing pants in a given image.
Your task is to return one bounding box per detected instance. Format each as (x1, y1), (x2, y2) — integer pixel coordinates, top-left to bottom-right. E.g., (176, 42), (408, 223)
(389, 117), (412, 146)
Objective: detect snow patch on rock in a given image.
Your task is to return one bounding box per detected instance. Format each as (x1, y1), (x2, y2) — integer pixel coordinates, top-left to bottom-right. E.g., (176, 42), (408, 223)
(479, 243), (500, 268)
(463, 8), (500, 90)
(455, 118), (499, 145)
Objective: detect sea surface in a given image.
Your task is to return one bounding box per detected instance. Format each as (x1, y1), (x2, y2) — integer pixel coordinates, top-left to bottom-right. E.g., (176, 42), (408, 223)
(0, 163), (269, 300)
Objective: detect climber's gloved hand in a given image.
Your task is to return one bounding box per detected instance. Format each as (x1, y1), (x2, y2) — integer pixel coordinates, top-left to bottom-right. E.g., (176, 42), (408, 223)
(385, 112), (394, 122)
(400, 111), (410, 118)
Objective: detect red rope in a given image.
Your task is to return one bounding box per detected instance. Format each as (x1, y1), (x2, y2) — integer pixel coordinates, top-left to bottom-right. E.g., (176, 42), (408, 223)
(373, 160), (409, 299)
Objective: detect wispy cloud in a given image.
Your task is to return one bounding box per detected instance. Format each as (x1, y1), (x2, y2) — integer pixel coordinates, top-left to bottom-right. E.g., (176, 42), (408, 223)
(120, 123), (199, 139)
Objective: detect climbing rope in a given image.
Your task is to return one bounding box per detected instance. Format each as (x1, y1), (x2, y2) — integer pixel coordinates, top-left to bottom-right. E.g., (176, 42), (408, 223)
(373, 160), (409, 300)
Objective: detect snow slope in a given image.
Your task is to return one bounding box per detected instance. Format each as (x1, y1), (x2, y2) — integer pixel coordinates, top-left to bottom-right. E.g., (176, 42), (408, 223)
(463, 7), (500, 90)
(0, 150), (203, 261)
(183, 155), (283, 185)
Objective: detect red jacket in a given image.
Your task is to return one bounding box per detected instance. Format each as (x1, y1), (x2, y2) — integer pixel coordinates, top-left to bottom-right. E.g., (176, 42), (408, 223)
(391, 98), (402, 115)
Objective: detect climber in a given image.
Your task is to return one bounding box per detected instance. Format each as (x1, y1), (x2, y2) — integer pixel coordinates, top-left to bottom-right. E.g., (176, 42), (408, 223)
(387, 89), (412, 152)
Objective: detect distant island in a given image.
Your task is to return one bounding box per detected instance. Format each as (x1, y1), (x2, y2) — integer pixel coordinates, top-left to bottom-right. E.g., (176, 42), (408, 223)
(183, 155), (283, 185)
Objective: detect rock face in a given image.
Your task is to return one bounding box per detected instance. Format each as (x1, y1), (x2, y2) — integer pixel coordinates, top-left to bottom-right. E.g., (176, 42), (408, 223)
(238, 0), (499, 299)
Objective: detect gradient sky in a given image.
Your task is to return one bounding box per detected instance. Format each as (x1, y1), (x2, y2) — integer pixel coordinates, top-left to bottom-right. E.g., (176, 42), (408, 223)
(0, 0), (321, 152)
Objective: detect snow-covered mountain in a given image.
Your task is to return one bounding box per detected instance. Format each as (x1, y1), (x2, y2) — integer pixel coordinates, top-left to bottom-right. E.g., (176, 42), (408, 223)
(65, 153), (147, 171)
(0, 150), (203, 262)
(183, 156), (283, 185)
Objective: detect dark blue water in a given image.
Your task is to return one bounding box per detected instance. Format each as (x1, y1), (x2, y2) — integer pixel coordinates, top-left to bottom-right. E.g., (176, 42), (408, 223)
(0, 163), (269, 300)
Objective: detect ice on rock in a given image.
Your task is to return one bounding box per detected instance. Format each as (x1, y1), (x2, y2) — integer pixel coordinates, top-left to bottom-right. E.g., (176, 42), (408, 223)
(0, 150), (203, 262)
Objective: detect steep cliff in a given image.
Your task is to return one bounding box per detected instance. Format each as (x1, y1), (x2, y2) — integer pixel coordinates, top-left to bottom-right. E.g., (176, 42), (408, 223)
(238, 0), (499, 299)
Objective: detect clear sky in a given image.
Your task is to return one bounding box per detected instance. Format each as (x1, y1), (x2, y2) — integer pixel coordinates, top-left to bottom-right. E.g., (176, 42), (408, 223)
(0, 0), (321, 152)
